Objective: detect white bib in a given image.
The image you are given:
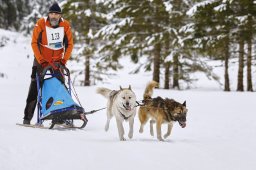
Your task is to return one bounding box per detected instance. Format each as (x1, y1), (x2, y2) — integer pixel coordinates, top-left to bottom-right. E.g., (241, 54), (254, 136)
(45, 26), (64, 50)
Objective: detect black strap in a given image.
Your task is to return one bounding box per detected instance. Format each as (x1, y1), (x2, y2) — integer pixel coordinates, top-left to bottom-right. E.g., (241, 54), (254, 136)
(119, 112), (132, 120)
(84, 107), (106, 115)
(135, 100), (146, 107)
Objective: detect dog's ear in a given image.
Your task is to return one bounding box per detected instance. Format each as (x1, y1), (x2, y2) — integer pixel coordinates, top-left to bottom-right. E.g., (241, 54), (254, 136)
(120, 86), (123, 90)
(182, 101), (186, 107)
(128, 85), (131, 90)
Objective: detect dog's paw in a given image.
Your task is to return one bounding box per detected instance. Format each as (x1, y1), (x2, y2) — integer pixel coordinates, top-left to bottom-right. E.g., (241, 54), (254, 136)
(128, 132), (133, 139)
(120, 137), (126, 141)
(139, 127), (143, 133)
(164, 134), (169, 139)
(105, 125), (109, 131)
(157, 137), (164, 142)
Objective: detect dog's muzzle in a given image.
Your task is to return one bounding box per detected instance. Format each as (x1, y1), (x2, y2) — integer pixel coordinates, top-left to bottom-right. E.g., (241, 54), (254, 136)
(178, 121), (186, 128)
(123, 103), (132, 111)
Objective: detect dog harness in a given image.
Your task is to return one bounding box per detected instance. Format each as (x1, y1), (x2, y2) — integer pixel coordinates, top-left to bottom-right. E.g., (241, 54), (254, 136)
(119, 111), (133, 120)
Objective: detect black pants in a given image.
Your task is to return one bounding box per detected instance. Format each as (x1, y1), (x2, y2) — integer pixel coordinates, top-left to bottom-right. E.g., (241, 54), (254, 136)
(24, 71), (37, 120)
(23, 59), (65, 121)
(23, 60), (42, 121)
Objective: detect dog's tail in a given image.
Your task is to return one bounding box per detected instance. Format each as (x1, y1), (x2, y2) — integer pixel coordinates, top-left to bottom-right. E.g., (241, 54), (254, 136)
(96, 87), (112, 98)
(143, 81), (159, 100)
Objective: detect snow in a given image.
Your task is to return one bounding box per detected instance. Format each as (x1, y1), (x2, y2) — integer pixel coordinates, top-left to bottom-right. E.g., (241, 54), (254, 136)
(1, 29), (256, 170)
(179, 23), (195, 34)
(236, 15), (248, 24)
(187, 0), (217, 16)
(163, 1), (173, 12)
(214, 4), (227, 12)
(84, 9), (92, 17)
(116, 34), (126, 45)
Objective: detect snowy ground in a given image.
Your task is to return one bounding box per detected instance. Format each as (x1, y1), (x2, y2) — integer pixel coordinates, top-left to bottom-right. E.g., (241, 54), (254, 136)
(0, 29), (256, 170)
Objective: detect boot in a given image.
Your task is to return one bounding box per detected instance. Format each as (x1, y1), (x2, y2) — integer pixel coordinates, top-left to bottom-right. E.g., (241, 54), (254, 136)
(23, 119), (31, 125)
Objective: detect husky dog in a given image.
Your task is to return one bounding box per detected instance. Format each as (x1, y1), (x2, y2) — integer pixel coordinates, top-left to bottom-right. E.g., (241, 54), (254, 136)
(138, 81), (188, 141)
(96, 86), (137, 141)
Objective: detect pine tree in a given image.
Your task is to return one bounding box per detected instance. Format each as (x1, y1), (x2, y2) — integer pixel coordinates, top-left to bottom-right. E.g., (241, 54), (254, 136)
(228, 0), (255, 91)
(21, 0), (55, 34)
(97, 0), (174, 85)
(62, 0), (109, 86)
(243, 0), (254, 91)
(188, 0), (236, 91)
(237, 35), (244, 91)
(0, 0), (18, 30)
(164, 0), (192, 89)
(96, 0), (154, 80)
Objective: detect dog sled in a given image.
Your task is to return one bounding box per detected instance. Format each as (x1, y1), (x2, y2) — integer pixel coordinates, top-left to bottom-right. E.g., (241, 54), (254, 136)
(19, 63), (88, 129)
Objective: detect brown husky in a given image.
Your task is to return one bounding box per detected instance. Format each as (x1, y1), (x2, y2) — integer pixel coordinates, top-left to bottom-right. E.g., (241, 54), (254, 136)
(138, 81), (188, 141)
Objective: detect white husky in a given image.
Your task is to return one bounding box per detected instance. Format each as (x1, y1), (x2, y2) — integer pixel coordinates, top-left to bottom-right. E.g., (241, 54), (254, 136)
(96, 86), (137, 141)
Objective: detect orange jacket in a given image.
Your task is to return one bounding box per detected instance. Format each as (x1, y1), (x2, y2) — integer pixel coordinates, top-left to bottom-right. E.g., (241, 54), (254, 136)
(31, 17), (73, 64)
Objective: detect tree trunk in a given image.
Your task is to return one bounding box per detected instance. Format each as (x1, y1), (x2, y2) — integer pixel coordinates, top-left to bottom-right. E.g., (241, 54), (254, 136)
(247, 14), (253, 91)
(84, 53), (90, 86)
(164, 62), (171, 89)
(83, 1), (91, 86)
(153, 43), (161, 83)
(164, 32), (170, 89)
(247, 38), (253, 91)
(237, 36), (244, 91)
(173, 54), (180, 89)
(224, 38), (230, 91)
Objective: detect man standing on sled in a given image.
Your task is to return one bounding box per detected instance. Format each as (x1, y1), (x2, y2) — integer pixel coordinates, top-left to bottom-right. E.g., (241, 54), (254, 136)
(23, 2), (73, 125)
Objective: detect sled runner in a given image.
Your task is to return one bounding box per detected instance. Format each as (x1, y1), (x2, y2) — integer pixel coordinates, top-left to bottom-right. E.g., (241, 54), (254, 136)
(34, 63), (88, 129)
(16, 122), (83, 129)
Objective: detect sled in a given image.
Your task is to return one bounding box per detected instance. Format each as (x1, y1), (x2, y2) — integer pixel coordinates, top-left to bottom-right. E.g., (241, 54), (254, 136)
(34, 63), (88, 129)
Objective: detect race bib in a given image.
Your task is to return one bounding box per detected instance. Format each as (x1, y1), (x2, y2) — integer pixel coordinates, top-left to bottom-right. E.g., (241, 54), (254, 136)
(45, 26), (64, 50)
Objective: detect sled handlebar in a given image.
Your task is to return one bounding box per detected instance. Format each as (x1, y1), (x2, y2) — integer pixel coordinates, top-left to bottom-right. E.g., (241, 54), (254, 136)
(41, 63), (70, 78)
